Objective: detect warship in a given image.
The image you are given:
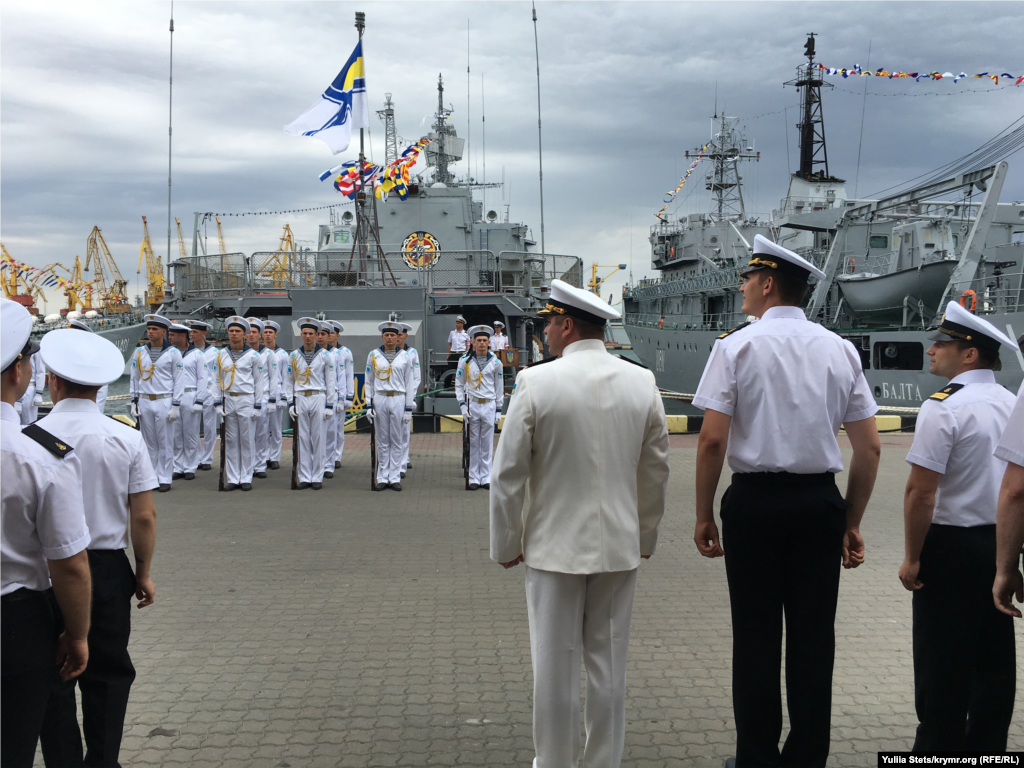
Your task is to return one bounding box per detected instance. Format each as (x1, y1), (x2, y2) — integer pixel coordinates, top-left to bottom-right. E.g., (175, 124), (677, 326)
(162, 76), (582, 419)
(623, 36), (1024, 407)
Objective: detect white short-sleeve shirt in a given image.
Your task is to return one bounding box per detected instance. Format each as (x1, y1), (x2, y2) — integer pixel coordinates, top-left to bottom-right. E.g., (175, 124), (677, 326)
(1, 402), (90, 594)
(35, 398), (159, 550)
(448, 329), (470, 353)
(692, 305), (878, 474)
(906, 369), (1016, 527)
(994, 381), (1024, 468)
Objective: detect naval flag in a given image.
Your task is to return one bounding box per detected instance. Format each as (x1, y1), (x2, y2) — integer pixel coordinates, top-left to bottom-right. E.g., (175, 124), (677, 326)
(284, 41), (369, 154)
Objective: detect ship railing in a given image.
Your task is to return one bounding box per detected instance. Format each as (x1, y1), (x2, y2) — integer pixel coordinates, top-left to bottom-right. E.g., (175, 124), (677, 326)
(628, 267), (742, 300)
(947, 267), (1024, 316)
(176, 253), (251, 297)
(623, 311), (735, 332)
(249, 251), (319, 291)
(385, 250), (500, 292)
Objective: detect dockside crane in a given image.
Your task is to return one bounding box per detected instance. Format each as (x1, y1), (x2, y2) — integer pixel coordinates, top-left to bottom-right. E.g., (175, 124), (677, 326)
(175, 217), (189, 260)
(216, 216), (227, 254)
(137, 216), (166, 311)
(84, 226), (131, 313)
(37, 256), (98, 312)
(1, 243), (47, 306)
(257, 224), (304, 288)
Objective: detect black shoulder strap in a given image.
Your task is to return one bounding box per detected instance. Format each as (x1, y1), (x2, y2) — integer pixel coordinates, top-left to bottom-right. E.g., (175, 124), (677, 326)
(22, 424), (74, 458)
(527, 356), (558, 368)
(616, 354), (649, 370)
(717, 321), (752, 340)
(929, 382), (965, 402)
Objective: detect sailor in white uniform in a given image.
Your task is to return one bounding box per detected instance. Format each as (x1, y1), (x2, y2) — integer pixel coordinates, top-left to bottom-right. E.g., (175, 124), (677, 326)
(286, 318), (335, 490)
(398, 323), (421, 474)
(366, 321), (416, 490)
(899, 301), (1019, 752)
(34, 328), (158, 768)
(213, 316), (265, 491)
(994, 379), (1024, 617)
(168, 323), (207, 481)
(16, 349), (46, 425)
(246, 318), (278, 479)
(129, 314), (184, 492)
(190, 320), (219, 471)
(490, 281), (669, 768)
(489, 320), (509, 351)
(446, 315), (470, 367)
(332, 321), (355, 468)
(67, 318), (109, 413)
(1, 299), (91, 768)
(455, 325), (503, 489)
(262, 321), (288, 471)
(319, 323), (340, 479)
(692, 235), (881, 768)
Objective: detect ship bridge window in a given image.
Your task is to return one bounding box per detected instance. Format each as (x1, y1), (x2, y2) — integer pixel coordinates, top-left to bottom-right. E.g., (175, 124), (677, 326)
(873, 341), (924, 371)
(334, 231), (351, 244)
(869, 235), (889, 249)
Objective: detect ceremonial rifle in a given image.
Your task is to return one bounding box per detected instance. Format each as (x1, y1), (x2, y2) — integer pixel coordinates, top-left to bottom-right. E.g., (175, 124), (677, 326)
(369, 406), (378, 491)
(463, 414), (470, 490)
(290, 405), (299, 490)
(218, 417), (226, 491)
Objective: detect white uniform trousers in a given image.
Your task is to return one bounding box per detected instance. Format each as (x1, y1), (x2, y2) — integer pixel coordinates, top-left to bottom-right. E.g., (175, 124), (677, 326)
(335, 406), (348, 465)
(200, 400), (218, 467)
(223, 396), (255, 486)
(525, 566), (637, 768)
(172, 392), (201, 474)
(373, 395), (405, 485)
(324, 403), (338, 473)
(467, 399), (495, 485)
(253, 402), (270, 472)
(19, 384), (37, 425)
(139, 397), (174, 485)
(295, 393), (326, 485)
(269, 403), (284, 463)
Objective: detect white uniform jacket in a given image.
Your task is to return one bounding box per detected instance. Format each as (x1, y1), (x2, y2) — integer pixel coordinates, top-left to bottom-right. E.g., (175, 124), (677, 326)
(336, 345), (355, 404)
(286, 346), (336, 403)
(212, 347), (265, 404)
(490, 339), (670, 573)
(202, 344), (221, 403)
(129, 342), (185, 405)
(406, 345), (422, 394)
(490, 333), (509, 352)
(364, 348), (416, 412)
(257, 346), (280, 406)
(448, 329), (470, 353)
(995, 381), (1024, 468)
(180, 345), (209, 406)
(455, 352), (502, 412)
(272, 347), (290, 402)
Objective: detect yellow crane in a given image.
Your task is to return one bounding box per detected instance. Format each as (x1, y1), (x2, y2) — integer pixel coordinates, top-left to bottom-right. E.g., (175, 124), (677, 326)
(1, 243), (47, 306)
(137, 216), (166, 311)
(37, 256), (98, 312)
(257, 224), (300, 288)
(216, 216), (227, 254)
(84, 226), (131, 313)
(587, 262), (628, 295)
(175, 217), (189, 260)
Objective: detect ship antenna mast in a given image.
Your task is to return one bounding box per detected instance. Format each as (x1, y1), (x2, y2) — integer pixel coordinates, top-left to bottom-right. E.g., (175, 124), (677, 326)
(377, 93), (397, 164)
(532, 1), (546, 255)
(784, 32), (838, 182)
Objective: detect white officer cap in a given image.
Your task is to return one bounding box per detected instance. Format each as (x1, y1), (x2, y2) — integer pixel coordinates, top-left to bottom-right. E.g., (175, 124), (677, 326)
(144, 313), (172, 329)
(40, 328), (124, 387)
(494, 320), (505, 328)
(189, 320), (212, 331)
(456, 315), (466, 324)
(379, 321), (402, 334)
(537, 279), (621, 326)
(399, 323), (412, 333)
(225, 315), (251, 333)
(740, 234), (826, 282)
(297, 316), (320, 332)
(1, 298), (40, 371)
(469, 325), (493, 338)
(927, 300), (1020, 353)
(245, 317), (265, 333)
(331, 321), (345, 333)
(264, 320), (281, 333)
(168, 322), (190, 333)
(68, 318), (94, 332)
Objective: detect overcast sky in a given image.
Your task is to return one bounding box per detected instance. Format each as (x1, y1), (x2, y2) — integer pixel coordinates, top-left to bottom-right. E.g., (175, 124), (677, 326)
(2, 1), (1022, 311)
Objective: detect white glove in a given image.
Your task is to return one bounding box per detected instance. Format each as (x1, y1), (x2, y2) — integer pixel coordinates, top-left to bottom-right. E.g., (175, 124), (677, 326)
(366, 407), (374, 423)
(323, 407), (333, 421)
(494, 411), (502, 426)
(250, 407), (260, 421)
(191, 401), (204, 414)
(345, 399), (353, 412)
(288, 405), (297, 419)
(167, 405), (181, 423)
(15, 401), (23, 415)
(403, 412), (412, 425)
(32, 394), (42, 407)
(129, 401), (139, 417)
(460, 404), (469, 420)
(267, 401), (277, 414)
(215, 404), (225, 417)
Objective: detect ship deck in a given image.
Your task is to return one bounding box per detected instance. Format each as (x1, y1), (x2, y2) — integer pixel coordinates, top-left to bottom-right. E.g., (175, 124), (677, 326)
(41, 432), (1024, 766)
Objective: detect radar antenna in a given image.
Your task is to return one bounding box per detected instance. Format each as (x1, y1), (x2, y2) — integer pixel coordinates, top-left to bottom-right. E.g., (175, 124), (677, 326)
(784, 33), (843, 182)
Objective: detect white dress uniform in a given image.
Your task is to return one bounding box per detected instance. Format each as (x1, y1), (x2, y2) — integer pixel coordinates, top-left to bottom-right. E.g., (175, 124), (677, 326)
(322, 343), (340, 475)
(366, 334), (416, 486)
(17, 353), (47, 425)
(253, 343), (279, 476)
(903, 302), (1020, 752)
(286, 331), (335, 487)
(129, 335), (184, 488)
(334, 342), (355, 466)
(490, 331), (509, 351)
(198, 342), (220, 468)
(399, 333), (422, 472)
(213, 321), (266, 489)
(490, 281), (669, 768)
(994, 380), (1024, 468)
(455, 339), (502, 487)
(172, 343), (208, 476)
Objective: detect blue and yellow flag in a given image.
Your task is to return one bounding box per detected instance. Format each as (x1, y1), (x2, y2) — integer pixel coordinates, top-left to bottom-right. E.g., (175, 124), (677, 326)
(285, 41), (369, 155)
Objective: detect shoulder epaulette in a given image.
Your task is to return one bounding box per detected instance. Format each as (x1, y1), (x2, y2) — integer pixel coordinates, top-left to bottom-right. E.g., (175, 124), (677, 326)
(615, 354), (648, 370)
(22, 424), (74, 458)
(106, 414), (136, 429)
(527, 356), (558, 368)
(929, 383), (965, 402)
(717, 321), (752, 340)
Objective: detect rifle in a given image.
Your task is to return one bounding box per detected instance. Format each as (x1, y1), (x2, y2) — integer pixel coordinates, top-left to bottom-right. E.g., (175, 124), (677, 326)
(369, 407), (378, 491)
(290, 405), (299, 490)
(218, 416), (226, 491)
(463, 414), (470, 490)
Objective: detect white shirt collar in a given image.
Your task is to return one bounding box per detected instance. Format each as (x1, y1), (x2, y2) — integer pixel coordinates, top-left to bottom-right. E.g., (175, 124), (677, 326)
(949, 369), (997, 387)
(561, 339), (608, 357)
(50, 398), (101, 414)
(1, 401), (19, 423)
(759, 305), (806, 321)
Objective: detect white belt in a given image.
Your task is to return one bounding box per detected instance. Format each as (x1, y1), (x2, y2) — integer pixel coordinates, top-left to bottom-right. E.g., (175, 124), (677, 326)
(139, 393), (171, 400)
(184, 387), (197, 392)
(298, 390), (325, 397)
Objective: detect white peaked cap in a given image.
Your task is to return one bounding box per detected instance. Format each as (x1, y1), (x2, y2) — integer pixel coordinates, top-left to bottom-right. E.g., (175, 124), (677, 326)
(297, 316), (320, 331)
(41, 329), (124, 386)
(264, 320), (281, 332)
(469, 325), (493, 338)
(245, 317), (265, 333)
(928, 300), (1020, 352)
(400, 323), (412, 332)
(144, 314), (172, 328)
(188, 320), (212, 331)
(68, 318), (94, 332)
(330, 321), (344, 333)
(1, 299), (39, 370)
(494, 320), (505, 327)
(169, 323), (190, 333)
(456, 315), (466, 323)
(538, 279), (621, 325)
(379, 321), (402, 334)
(741, 234), (826, 282)
(225, 316), (251, 333)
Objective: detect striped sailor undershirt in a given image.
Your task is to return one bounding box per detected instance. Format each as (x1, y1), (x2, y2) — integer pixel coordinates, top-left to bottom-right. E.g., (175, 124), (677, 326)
(148, 345), (167, 362)
(301, 348), (317, 364)
(383, 349), (398, 363)
(229, 348), (245, 363)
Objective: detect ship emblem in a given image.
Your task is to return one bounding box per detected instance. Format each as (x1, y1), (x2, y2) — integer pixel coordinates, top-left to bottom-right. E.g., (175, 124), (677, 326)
(401, 231), (441, 268)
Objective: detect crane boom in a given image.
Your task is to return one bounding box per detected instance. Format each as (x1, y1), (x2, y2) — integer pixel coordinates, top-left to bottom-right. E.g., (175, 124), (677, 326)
(175, 217), (188, 260)
(138, 216), (166, 311)
(216, 216), (227, 254)
(84, 226), (131, 313)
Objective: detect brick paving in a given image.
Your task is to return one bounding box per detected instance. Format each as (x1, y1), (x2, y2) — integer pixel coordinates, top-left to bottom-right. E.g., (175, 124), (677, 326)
(37, 432), (1024, 766)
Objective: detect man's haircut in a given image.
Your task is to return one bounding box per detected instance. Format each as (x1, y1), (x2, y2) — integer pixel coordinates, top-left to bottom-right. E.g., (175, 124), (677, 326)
(757, 269), (809, 306)
(52, 373), (101, 399)
(955, 339), (1001, 371)
(552, 314), (605, 340)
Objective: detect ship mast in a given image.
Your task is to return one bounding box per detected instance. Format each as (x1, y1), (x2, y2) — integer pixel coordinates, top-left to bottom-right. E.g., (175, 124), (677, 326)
(433, 75), (454, 185)
(355, 12), (369, 276)
(686, 113), (759, 222)
(785, 33), (841, 182)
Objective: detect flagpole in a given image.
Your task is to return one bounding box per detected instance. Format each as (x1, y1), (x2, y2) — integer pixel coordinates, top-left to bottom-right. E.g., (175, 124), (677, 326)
(166, 1), (175, 296)
(531, 2), (545, 256)
(355, 11), (368, 279)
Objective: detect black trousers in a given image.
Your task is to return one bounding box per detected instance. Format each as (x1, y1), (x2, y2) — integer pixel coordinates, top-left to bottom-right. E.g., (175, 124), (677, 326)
(40, 549), (137, 768)
(912, 523), (1015, 752)
(721, 472), (849, 768)
(1, 587), (58, 768)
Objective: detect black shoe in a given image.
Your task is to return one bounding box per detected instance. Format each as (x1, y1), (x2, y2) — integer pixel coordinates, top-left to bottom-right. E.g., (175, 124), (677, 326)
(724, 759), (737, 768)
(312, 482), (323, 490)
(185, 472), (195, 480)
(482, 483), (490, 489)
(240, 483), (252, 491)
(400, 471), (406, 478)
(269, 461), (280, 470)
(323, 471), (334, 479)
(158, 484), (171, 493)
(334, 460), (341, 469)
(223, 483), (238, 492)
(296, 482), (310, 490)
(391, 482), (402, 491)
(254, 471), (267, 479)
(468, 483), (479, 491)
(199, 464), (212, 471)
(375, 482), (389, 491)
(406, 462), (412, 468)
(172, 472), (185, 480)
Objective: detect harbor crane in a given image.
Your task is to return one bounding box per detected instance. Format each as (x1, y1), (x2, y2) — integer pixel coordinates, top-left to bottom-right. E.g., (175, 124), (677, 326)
(216, 216), (227, 254)
(38, 256), (98, 312)
(257, 224), (309, 288)
(138, 216), (166, 311)
(175, 217), (189, 259)
(1, 243), (47, 306)
(84, 226), (131, 313)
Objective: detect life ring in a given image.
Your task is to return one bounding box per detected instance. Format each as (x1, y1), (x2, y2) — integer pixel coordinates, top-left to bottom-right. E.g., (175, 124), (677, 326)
(658, 317), (665, 330)
(959, 289), (976, 312)
(850, 257), (855, 273)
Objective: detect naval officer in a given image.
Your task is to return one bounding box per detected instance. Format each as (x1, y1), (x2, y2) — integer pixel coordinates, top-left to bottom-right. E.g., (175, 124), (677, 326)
(447, 315), (470, 367)
(168, 322), (207, 481)
(490, 280), (669, 768)
(398, 322), (421, 473)
(1, 299), (92, 768)
(691, 235), (881, 768)
(34, 329), (158, 768)
(318, 323), (340, 479)
(994, 379), (1024, 616)
(262, 321), (288, 470)
(213, 316), (265, 491)
(331, 321), (355, 468)
(490, 320), (509, 351)
(16, 348), (46, 425)
(286, 318), (335, 490)
(366, 321), (416, 490)
(246, 318), (278, 479)
(67, 318), (109, 413)
(900, 301), (1019, 751)
(189, 320), (220, 471)
(129, 314), (184, 492)
(455, 325), (503, 489)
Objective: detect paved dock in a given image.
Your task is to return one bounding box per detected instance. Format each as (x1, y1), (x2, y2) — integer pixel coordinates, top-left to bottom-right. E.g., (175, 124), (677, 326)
(40, 432), (1024, 767)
